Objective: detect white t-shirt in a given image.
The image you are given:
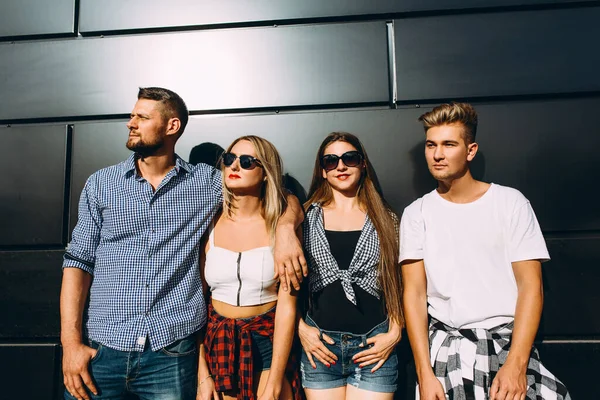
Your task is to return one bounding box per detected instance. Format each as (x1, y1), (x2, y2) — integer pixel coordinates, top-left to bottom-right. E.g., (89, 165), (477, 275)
(400, 183), (550, 330)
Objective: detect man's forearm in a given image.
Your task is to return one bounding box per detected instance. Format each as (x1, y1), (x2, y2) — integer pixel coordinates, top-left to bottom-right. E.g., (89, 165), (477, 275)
(506, 260), (544, 367)
(267, 297), (297, 391)
(506, 282), (543, 367)
(60, 268), (92, 346)
(404, 290), (434, 381)
(197, 343), (211, 379)
(278, 193), (303, 229)
(274, 195), (306, 291)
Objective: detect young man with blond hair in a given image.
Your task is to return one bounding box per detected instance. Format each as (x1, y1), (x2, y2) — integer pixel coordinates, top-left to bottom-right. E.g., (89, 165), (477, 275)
(400, 102), (570, 400)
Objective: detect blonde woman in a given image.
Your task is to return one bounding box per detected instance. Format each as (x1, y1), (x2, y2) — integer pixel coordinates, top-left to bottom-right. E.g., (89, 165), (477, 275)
(197, 136), (301, 400)
(299, 132), (403, 400)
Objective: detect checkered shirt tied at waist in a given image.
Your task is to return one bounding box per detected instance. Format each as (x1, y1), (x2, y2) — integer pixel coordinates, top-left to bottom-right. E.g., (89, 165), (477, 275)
(63, 153), (222, 352)
(303, 203), (381, 304)
(427, 318), (571, 400)
(204, 304), (302, 400)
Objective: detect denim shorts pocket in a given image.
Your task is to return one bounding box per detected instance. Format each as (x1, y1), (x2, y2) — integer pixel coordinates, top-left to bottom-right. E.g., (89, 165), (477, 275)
(160, 336), (197, 357)
(87, 339), (103, 363)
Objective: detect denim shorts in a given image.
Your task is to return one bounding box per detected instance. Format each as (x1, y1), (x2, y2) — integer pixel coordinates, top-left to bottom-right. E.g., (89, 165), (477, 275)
(250, 331), (273, 371)
(237, 312), (274, 371)
(300, 315), (398, 393)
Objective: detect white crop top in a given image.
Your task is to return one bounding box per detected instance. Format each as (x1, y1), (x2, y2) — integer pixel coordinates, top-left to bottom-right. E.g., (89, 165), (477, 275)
(204, 225), (279, 307)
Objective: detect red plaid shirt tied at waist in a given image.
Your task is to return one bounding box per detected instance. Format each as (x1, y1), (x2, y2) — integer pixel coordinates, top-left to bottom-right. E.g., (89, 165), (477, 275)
(204, 303), (302, 400)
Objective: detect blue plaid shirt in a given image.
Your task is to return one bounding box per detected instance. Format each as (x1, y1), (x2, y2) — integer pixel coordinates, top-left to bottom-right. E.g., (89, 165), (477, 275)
(63, 153), (222, 351)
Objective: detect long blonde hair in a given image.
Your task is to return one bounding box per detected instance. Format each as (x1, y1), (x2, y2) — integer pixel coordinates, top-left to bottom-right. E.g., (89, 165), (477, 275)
(306, 132), (403, 324)
(221, 135), (287, 240)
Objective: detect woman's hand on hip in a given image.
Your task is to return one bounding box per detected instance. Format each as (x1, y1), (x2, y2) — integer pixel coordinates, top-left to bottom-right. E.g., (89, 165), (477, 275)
(298, 318), (337, 368)
(352, 326), (401, 372)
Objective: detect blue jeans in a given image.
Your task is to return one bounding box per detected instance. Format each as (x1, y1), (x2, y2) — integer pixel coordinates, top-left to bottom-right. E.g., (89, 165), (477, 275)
(64, 335), (197, 400)
(300, 315), (398, 393)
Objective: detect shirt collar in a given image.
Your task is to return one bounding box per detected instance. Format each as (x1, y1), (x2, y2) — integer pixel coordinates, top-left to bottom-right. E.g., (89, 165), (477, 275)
(309, 202), (323, 211)
(121, 153), (137, 176)
(120, 153), (192, 177)
(174, 154), (192, 174)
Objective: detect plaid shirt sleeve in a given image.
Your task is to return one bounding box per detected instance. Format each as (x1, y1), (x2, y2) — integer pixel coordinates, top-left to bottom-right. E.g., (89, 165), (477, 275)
(209, 164), (223, 203)
(63, 174), (102, 275)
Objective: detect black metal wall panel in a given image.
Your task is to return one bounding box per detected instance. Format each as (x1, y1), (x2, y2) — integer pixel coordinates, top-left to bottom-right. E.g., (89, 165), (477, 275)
(0, 125), (67, 246)
(0, 22), (389, 121)
(0, 0), (75, 38)
(69, 108), (429, 232)
(69, 96), (600, 233)
(78, 0), (398, 32)
(69, 122), (133, 233)
(387, 0), (597, 10)
(537, 342), (599, 398)
(473, 97), (600, 232)
(540, 237), (600, 336)
(79, 0), (595, 33)
(0, 344), (59, 400)
(0, 251), (64, 338)
(177, 97), (600, 232)
(394, 7), (600, 101)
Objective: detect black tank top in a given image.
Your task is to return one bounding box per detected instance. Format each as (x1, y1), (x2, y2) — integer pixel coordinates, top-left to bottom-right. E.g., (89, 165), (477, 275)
(308, 230), (386, 333)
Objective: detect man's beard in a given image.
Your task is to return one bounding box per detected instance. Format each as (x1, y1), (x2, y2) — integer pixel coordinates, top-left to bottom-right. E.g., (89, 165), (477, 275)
(126, 137), (163, 158)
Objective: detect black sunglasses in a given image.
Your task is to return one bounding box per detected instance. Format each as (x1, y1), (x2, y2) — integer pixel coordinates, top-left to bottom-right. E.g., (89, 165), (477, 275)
(222, 152), (263, 170)
(320, 151), (363, 171)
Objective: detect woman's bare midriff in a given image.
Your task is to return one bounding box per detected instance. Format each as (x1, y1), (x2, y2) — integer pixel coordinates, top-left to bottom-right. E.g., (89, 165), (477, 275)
(212, 299), (278, 319)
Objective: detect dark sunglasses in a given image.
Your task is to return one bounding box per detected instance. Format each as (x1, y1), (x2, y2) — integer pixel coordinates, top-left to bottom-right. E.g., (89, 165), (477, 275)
(320, 151), (363, 171)
(222, 152), (263, 170)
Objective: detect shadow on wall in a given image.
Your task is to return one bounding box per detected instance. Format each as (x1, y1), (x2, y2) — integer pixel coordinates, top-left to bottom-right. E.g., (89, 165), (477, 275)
(471, 147), (486, 182)
(283, 173), (307, 206)
(409, 141), (487, 197)
(189, 142), (225, 167)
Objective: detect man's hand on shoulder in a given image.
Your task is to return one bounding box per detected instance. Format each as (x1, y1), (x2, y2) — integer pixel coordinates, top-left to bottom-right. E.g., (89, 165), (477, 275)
(274, 223), (307, 292)
(274, 194), (307, 291)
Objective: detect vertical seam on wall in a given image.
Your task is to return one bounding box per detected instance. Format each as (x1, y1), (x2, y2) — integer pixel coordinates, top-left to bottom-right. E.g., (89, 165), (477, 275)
(62, 125), (74, 247)
(73, 0), (81, 36)
(386, 21), (397, 109)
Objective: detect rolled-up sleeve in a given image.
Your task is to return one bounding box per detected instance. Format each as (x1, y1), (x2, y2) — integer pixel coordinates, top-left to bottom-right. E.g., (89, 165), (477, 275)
(63, 175), (102, 275)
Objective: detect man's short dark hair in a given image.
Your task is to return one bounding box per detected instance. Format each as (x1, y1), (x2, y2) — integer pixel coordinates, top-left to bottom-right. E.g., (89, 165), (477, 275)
(138, 87), (189, 136)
